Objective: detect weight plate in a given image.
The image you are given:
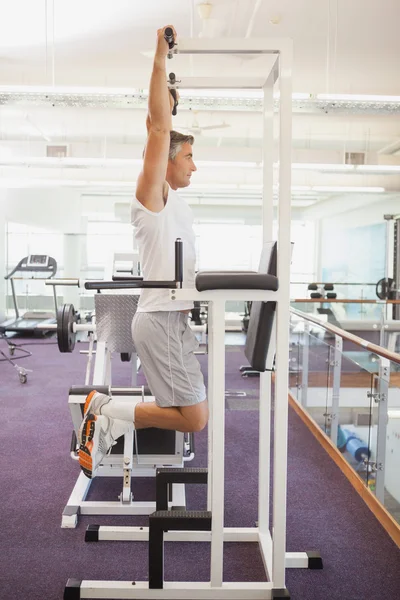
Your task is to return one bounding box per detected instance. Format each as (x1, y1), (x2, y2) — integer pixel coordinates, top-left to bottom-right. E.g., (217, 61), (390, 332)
(57, 304), (67, 352)
(64, 304), (77, 353)
(58, 303), (76, 353)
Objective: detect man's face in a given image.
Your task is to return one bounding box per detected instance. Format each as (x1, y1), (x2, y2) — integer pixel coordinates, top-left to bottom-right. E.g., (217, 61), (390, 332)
(169, 142), (197, 188)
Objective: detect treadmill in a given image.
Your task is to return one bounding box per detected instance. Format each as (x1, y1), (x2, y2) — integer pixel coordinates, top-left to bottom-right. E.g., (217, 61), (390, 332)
(0, 255), (58, 335)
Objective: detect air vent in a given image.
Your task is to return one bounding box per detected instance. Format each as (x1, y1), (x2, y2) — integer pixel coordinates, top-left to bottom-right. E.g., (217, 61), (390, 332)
(355, 412), (373, 427)
(46, 144), (68, 158)
(345, 152), (365, 165)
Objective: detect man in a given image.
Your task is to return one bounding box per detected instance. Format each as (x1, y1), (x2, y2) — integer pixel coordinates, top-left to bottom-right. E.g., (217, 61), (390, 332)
(78, 25), (208, 479)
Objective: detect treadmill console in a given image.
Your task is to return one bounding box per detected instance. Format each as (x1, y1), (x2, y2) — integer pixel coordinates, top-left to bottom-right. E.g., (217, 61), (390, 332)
(26, 255), (49, 268)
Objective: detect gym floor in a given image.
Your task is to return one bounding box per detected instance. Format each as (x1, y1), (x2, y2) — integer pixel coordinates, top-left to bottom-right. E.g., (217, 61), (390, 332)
(1, 336), (400, 600)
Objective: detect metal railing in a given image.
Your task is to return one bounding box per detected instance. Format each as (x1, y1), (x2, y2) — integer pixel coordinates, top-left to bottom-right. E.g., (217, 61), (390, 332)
(289, 307), (400, 524)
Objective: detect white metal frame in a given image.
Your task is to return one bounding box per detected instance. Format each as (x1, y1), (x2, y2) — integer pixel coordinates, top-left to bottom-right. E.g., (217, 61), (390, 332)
(71, 37), (297, 599)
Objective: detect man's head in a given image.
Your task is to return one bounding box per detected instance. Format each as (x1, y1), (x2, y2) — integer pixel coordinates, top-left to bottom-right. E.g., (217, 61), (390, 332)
(166, 130), (197, 190)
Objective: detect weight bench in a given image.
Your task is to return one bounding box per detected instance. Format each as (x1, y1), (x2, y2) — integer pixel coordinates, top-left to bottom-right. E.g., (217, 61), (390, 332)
(62, 293), (194, 528)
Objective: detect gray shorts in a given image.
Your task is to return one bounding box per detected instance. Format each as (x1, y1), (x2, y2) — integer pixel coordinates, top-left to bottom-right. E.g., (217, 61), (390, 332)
(131, 311), (207, 408)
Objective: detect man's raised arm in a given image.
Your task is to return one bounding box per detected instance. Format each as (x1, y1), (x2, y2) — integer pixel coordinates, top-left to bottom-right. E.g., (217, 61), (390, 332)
(136, 25), (176, 211)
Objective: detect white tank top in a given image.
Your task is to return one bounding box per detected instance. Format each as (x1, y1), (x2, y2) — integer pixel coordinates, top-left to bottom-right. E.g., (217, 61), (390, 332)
(131, 185), (196, 312)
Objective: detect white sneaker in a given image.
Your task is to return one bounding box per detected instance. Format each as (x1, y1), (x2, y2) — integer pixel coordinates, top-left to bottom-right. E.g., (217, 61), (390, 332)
(83, 389), (110, 416)
(77, 390), (111, 446)
(78, 413), (130, 479)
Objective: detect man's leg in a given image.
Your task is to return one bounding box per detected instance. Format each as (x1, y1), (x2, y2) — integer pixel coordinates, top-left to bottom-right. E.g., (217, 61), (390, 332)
(78, 396), (208, 478)
(130, 311), (208, 432)
(134, 399), (208, 432)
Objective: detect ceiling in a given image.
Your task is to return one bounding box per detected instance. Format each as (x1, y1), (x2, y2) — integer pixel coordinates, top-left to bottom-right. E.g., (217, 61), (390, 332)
(0, 0), (400, 221)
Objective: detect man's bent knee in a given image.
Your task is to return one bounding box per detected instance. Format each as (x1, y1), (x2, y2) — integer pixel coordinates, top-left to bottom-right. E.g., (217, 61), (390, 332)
(180, 400), (208, 432)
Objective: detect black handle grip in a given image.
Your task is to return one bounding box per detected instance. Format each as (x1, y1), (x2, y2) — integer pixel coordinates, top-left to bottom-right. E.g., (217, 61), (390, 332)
(170, 89), (178, 116)
(175, 238), (183, 287)
(164, 27), (175, 49)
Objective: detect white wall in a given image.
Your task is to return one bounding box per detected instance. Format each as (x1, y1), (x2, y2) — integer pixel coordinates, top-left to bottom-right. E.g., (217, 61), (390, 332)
(316, 196), (400, 282)
(322, 197), (400, 230)
(3, 189), (86, 234)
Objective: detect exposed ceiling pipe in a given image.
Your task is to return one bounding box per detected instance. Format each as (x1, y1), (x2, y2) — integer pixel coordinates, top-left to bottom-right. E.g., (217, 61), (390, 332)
(378, 139), (400, 155)
(190, 0), (195, 75)
(190, 0), (194, 37)
(245, 0), (263, 38)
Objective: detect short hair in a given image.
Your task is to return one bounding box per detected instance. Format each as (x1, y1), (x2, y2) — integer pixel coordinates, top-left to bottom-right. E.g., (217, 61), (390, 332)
(169, 130), (194, 161)
(142, 130), (194, 160)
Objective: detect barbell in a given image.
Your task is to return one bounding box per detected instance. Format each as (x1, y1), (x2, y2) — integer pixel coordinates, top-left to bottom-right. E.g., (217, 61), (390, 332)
(39, 301), (206, 354)
(37, 303), (93, 353)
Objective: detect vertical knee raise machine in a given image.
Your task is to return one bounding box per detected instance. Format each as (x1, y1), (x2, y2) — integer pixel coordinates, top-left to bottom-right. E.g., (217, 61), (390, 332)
(65, 37), (322, 600)
(63, 293), (192, 529)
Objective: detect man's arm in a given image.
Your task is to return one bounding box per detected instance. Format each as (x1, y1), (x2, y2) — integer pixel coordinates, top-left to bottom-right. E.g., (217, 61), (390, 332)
(145, 90), (176, 135)
(136, 26), (176, 212)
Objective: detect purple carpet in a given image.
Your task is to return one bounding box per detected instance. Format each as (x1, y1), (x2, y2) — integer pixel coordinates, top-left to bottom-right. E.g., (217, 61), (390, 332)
(0, 337), (399, 600)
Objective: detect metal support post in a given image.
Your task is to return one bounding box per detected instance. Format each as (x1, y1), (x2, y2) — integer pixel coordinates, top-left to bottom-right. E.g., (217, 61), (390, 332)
(272, 40), (293, 591)
(375, 358), (390, 502)
(301, 321), (310, 407)
(329, 335), (343, 446)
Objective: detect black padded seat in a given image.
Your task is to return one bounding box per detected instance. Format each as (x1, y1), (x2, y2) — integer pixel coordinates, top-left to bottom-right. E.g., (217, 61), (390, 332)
(195, 271), (278, 292)
(195, 242), (280, 374)
(244, 242), (279, 372)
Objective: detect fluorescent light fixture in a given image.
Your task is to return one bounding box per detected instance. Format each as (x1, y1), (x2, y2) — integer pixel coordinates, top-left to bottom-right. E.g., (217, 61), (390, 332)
(313, 186), (385, 193)
(196, 160), (259, 168)
(0, 178), (137, 188)
(356, 165), (400, 173)
(292, 163), (355, 172)
(1, 157), (397, 176)
(291, 200), (317, 207)
(317, 93), (400, 102)
(1, 87), (398, 107)
(0, 157), (143, 167)
(179, 91), (311, 100)
(0, 178), (386, 196)
(188, 183), (239, 190)
(238, 184), (262, 190)
(0, 85), (142, 96)
(288, 186), (313, 192)
(0, 85), (310, 101)
(178, 89), (263, 99)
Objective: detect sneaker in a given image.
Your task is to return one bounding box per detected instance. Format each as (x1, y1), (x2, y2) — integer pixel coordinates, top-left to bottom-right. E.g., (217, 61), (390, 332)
(83, 389), (110, 417)
(77, 390), (111, 446)
(78, 413), (130, 479)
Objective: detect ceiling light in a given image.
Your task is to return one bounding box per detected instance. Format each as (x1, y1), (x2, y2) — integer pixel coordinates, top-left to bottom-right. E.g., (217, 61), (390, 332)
(0, 85), (310, 102)
(177, 89), (263, 99)
(0, 157), (143, 167)
(238, 184), (262, 190)
(189, 183), (238, 190)
(288, 186), (313, 192)
(317, 94), (400, 102)
(0, 85), (142, 96)
(292, 163), (355, 171)
(197, 160), (259, 168)
(356, 165), (400, 173)
(0, 178), (138, 188)
(313, 186), (385, 193)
